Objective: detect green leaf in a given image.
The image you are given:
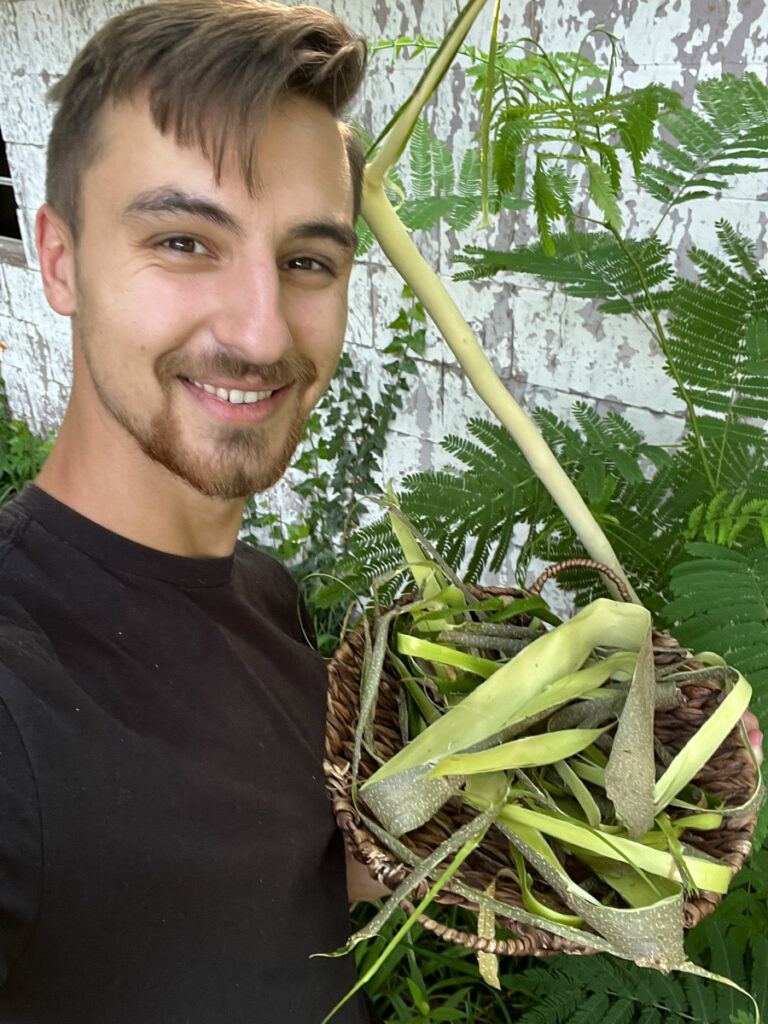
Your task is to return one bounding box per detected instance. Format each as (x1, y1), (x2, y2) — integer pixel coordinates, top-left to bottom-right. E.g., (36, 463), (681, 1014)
(663, 544), (768, 692)
(494, 113), (529, 194)
(586, 158), (622, 229)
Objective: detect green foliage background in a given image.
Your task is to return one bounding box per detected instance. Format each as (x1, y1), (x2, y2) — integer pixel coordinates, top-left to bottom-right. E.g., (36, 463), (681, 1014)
(269, 34), (768, 1024)
(0, 379), (52, 508)
(318, 45), (768, 721)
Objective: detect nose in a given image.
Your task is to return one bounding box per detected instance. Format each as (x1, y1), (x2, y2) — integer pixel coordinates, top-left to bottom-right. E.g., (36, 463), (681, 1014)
(210, 258), (293, 366)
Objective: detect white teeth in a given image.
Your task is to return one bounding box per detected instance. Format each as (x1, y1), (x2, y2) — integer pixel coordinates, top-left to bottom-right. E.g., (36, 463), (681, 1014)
(189, 379), (273, 405)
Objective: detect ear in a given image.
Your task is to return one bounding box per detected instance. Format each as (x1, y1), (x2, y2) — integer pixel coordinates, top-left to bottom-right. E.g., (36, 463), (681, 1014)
(36, 204), (77, 316)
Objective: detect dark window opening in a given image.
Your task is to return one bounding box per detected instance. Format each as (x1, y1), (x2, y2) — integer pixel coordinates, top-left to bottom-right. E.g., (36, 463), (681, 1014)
(0, 124), (22, 242)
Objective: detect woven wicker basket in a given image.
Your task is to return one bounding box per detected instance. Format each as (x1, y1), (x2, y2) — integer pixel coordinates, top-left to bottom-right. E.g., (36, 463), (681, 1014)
(325, 563), (759, 957)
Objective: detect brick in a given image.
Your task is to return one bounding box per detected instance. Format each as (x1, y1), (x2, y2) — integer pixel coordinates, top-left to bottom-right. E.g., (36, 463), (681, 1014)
(0, 313), (70, 431)
(0, 70), (52, 145)
(345, 264), (373, 350)
(0, 1), (21, 81)
(4, 261), (61, 333)
(511, 284), (680, 415)
(0, 267), (10, 317)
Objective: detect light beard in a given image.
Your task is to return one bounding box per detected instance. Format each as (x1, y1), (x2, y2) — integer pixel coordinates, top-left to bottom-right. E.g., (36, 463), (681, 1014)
(138, 401), (307, 498)
(83, 342), (318, 499)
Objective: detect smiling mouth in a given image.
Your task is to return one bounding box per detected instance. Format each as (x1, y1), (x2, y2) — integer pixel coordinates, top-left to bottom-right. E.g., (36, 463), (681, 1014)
(186, 378), (276, 405)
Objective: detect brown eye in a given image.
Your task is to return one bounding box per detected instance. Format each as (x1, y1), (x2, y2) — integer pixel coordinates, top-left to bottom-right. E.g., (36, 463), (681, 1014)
(162, 237), (208, 255)
(282, 256), (330, 273)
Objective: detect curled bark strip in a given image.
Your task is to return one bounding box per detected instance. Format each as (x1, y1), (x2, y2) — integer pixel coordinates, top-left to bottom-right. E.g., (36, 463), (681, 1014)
(530, 558), (634, 604)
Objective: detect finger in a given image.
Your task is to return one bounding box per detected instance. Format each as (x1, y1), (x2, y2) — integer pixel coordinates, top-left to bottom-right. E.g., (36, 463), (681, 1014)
(741, 710), (760, 732)
(748, 728), (764, 766)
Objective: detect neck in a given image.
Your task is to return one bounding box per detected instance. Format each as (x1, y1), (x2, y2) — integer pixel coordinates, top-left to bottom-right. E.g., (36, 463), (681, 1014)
(37, 414), (246, 559)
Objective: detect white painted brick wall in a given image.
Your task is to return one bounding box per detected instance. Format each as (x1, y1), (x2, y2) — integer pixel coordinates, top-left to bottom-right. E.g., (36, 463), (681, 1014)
(0, 0), (765, 515)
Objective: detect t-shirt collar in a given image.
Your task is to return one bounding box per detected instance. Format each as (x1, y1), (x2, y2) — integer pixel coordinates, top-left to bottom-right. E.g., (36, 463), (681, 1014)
(11, 484), (235, 587)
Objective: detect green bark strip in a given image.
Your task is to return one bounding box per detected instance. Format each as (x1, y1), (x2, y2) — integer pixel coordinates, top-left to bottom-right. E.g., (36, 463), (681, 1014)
(362, 601), (650, 790)
(429, 726), (610, 777)
(605, 625), (656, 838)
(653, 673), (752, 812)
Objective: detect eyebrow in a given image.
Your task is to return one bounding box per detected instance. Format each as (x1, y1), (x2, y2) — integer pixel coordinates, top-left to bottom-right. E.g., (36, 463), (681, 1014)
(288, 220), (359, 256)
(122, 188), (244, 235)
(121, 189), (358, 254)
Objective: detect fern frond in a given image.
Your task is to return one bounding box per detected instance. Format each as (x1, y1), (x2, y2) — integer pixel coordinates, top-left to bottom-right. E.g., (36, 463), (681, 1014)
(514, 986), (583, 1024)
(494, 112), (529, 193)
(454, 232), (673, 305)
(640, 73), (768, 205)
(697, 71), (768, 135)
(658, 225), (768, 486)
(564, 992), (615, 1024)
(663, 543), (768, 697)
(717, 221), (759, 274)
(617, 83), (671, 175)
(686, 491), (768, 547)
(384, 118), (531, 236)
(409, 118), (436, 201)
(431, 135), (455, 195)
(683, 972), (719, 1023)
(532, 161), (577, 252)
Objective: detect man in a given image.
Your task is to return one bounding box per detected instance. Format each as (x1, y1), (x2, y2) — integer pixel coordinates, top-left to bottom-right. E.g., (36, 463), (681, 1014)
(0, 1), (371, 1020)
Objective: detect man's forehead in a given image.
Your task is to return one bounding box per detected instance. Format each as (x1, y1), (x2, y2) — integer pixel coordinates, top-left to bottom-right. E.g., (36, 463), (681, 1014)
(89, 91), (351, 200)
(80, 94), (356, 245)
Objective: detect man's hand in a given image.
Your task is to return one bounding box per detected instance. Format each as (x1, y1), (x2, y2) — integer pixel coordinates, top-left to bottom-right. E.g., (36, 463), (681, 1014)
(743, 709), (764, 765)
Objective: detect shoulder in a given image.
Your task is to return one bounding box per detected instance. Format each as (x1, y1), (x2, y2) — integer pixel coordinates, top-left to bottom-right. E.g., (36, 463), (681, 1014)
(233, 541), (298, 599)
(0, 494), (32, 569)
(231, 542), (314, 644)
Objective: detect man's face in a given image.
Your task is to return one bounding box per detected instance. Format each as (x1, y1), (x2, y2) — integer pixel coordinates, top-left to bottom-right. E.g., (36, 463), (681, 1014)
(69, 94), (356, 498)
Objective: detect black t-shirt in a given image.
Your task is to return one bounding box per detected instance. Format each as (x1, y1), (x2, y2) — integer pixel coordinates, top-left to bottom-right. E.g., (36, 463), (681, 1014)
(0, 484), (365, 1023)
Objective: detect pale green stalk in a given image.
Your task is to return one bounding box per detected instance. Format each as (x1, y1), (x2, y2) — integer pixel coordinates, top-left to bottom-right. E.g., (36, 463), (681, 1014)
(479, 0), (503, 227)
(366, 0), (489, 188)
(494, 802), (733, 892)
(653, 673), (753, 812)
(363, 148), (638, 604)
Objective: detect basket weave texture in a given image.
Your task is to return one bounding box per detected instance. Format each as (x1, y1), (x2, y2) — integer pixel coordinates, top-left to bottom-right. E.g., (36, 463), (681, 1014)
(325, 583), (758, 958)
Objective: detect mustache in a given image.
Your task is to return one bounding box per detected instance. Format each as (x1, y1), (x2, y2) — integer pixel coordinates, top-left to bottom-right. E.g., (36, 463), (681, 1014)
(156, 349), (317, 387)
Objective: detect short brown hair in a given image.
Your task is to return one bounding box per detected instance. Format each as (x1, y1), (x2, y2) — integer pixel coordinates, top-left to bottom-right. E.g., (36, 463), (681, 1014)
(46, 0), (367, 235)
